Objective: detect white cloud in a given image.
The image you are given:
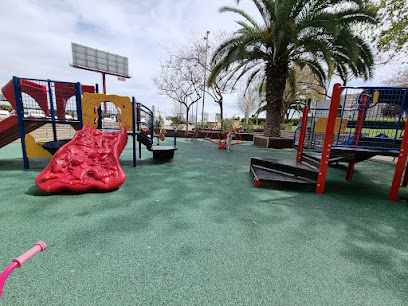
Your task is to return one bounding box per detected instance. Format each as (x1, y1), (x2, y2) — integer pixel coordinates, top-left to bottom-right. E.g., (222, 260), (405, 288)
(0, 0), (245, 117)
(0, 0), (397, 120)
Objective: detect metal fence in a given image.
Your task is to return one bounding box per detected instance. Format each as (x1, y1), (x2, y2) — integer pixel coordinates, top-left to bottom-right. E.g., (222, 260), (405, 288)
(302, 86), (408, 151)
(17, 78), (82, 121)
(99, 101), (121, 130)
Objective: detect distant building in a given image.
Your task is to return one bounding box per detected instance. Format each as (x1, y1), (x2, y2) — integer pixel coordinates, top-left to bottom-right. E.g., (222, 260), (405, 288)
(203, 112), (220, 123)
(154, 111), (171, 126)
(189, 115), (197, 124)
(155, 111), (166, 120)
(316, 99), (330, 109)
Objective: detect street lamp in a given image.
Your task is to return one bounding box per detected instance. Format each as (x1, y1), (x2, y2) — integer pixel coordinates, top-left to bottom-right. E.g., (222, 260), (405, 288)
(201, 30), (210, 124)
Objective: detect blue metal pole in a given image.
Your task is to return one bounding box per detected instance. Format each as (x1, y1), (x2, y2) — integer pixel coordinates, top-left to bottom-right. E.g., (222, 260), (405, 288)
(97, 107), (102, 129)
(47, 80), (57, 141)
(174, 129), (177, 148)
(335, 89), (347, 146)
(132, 97), (136, 167)
(394, 89), (407, 149)
(137, 103), (142, 158)
(150, 108), (154, 145)
(13, 76), (29, 169)
(306, 109), (314, 149)
(75, 82), (83, 129)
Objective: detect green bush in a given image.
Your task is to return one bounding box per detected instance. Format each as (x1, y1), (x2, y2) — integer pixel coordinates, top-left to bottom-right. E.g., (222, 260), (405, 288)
(287, 118), (300, 126)
(243, 117), (266, 125)
(221, 119), (233, 131)
(196, 122), (212, 130)
(242, 123), (254, 133)
(155, 115), (164, 130)
(280, 122), (294, 130)
(168, 116), (186, 130)
(347, 119), (406, 130)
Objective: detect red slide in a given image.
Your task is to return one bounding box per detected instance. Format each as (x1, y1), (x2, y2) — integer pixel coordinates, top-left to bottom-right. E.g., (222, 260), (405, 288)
(36, 125), (128, 193)
(0, 116), (46, 149)
(0, 80), (48, 149)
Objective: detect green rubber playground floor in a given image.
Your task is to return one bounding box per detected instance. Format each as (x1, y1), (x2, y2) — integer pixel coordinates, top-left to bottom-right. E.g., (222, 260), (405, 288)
(1, 138), (408, 305)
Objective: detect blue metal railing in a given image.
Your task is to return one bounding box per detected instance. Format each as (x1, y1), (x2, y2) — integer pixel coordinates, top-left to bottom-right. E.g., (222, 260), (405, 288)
(300, 86), (408, 153)
(292, 126), (302, 151)
(136, 102), (154, 145)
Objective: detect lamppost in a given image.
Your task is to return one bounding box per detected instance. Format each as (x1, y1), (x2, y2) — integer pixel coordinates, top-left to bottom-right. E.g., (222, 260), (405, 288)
(201, 31), (210, 124)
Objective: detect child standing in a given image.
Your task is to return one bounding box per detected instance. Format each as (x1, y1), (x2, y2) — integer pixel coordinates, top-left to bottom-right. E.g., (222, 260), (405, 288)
(226, 130), (233, 152)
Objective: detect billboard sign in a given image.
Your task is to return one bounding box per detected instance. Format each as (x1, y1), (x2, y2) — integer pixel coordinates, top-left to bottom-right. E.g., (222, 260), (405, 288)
(71, 43), (130, 78)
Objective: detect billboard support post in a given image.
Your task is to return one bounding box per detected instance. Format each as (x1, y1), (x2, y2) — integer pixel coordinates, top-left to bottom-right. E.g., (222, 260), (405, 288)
(102, 73), (107, 94)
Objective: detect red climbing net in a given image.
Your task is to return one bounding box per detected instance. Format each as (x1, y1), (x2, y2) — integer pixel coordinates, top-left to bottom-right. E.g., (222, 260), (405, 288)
(204, 122), (243, 149)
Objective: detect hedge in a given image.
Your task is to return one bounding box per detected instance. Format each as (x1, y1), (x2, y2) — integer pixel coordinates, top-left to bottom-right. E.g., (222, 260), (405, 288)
(347, 119), (406, 130)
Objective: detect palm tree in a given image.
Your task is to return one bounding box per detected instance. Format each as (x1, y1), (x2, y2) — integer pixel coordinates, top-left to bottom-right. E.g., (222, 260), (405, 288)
(209, 0), (377, 137)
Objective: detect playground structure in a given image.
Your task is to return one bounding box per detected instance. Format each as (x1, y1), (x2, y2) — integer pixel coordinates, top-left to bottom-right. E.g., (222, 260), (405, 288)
(80, 92), (177, 161)
(0, 241), (47, 301)
(204, 122), (243, 149)
(250, 83), (408, 201)
(0, 77), (93, 168)
(36, 126), (128, 193)
(0, 76), (177, 169)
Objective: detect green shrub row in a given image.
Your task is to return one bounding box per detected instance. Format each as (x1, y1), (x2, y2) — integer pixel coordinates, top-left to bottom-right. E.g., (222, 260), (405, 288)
(347, 119), (406, 129)
(242, 117), (266, 125)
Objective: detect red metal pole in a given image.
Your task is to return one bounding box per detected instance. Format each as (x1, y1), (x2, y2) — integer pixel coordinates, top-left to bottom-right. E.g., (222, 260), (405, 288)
(389, 121), (408, 201)
(297, 105), (309, 162)
(346, 91), (369, 181)
(316, 83), (342, 194)
(102, 73), (107, 94)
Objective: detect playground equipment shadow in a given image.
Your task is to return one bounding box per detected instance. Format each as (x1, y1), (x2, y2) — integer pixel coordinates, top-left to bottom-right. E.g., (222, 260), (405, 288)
(1, 139), (408, 305)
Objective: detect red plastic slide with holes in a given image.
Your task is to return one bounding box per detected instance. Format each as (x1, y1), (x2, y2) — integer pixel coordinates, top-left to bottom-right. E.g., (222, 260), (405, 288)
(36, 125), (128, 193)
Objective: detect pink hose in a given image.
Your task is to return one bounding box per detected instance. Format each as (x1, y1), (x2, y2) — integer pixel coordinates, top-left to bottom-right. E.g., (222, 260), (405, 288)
(0, 241), (47, 300)
(0, 262), (18, 299)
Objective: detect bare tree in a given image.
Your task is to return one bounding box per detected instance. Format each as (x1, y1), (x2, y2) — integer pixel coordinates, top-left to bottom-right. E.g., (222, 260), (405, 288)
(153, 52), (202, 132)
(184, 32), (234, 125)
(385, 67), (408, 87)
(236, 88), (257, 124)
(154, 32), (234, 129)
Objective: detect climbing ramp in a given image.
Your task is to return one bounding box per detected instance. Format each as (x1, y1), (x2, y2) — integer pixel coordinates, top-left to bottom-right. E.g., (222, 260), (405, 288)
(36, 125), (128, 193)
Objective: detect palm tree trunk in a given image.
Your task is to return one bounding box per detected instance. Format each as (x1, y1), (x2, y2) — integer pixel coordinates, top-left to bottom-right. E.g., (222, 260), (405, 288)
(264, 60), (289, 137)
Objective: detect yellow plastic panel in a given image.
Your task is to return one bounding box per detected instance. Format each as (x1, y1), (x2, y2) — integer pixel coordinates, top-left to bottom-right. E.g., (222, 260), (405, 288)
(81, 93), (132, 131)
(373, 91), (380, 103)
(25, 134), (53, 158)
(316, 118), (348, 134)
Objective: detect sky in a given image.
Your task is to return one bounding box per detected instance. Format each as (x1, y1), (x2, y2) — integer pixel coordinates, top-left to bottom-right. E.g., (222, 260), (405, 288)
(0, 0), (404, 120)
